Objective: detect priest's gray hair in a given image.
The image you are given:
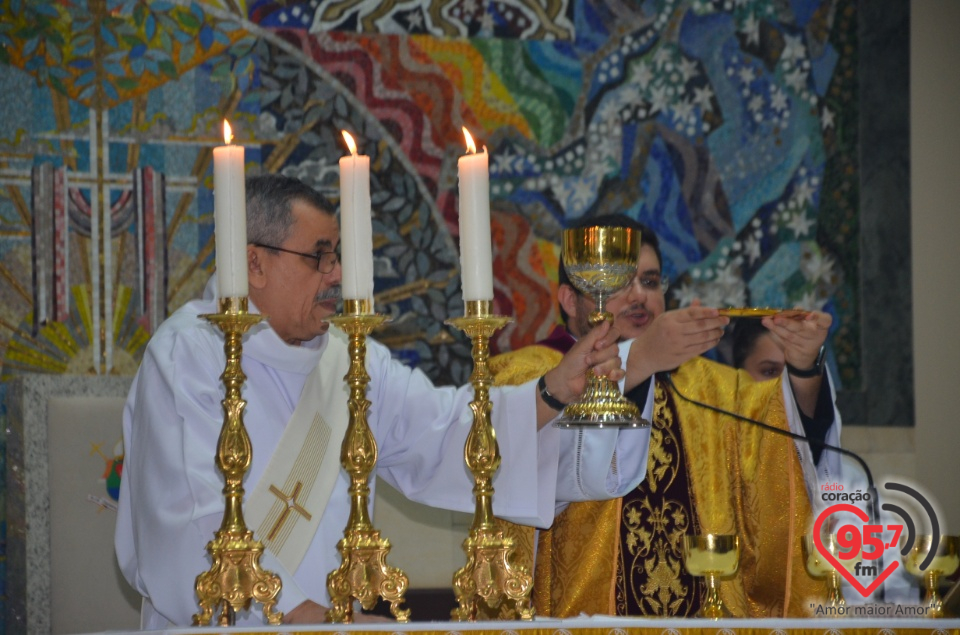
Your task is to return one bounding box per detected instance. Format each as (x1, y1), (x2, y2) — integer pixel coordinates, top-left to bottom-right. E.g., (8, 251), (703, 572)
(245, 174), (336, 247)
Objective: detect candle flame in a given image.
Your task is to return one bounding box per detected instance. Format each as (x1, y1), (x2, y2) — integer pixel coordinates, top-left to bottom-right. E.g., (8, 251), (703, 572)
(342, 130), (358, 156)
(462, 126), (477, 154)
(223, 120), (233, 145)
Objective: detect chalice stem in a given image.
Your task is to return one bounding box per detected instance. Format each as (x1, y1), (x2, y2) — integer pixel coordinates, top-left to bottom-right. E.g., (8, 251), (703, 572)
(702, 573), (724, 619)
(826, 571), (845, 607)
(924, 571), (943, 617)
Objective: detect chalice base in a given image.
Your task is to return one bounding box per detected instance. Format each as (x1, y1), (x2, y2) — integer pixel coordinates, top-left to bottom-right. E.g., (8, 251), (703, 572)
(555, 371), (649, 428)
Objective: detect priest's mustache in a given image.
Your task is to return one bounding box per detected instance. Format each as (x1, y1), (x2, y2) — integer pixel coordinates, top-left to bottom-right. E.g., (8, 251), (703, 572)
(316, 286), (341, 302)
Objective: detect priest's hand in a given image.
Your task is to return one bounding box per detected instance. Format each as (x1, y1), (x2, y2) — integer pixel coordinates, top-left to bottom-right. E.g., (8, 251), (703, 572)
(537, 320), (622, 428)
(283, 600), (328, 624)
(762, 309), (832, 417)
(761, 309), (831, 372)
(624, 300), (727, 390)
(283, 600), (394, 624)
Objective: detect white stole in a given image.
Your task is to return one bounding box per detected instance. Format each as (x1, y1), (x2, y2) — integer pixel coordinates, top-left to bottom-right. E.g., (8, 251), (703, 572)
(246, 327), (351, 572)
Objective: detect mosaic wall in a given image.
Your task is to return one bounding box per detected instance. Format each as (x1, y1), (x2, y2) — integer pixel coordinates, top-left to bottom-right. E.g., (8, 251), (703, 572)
(0, 0), (861, 386)
(0, 0), (879, 624)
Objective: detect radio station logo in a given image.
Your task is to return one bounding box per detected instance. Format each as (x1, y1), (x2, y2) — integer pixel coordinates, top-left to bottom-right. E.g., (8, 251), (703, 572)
(813, 480), (941, 599)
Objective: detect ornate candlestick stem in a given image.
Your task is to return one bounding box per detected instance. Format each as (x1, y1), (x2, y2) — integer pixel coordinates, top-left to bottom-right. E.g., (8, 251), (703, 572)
(194, 297), (283, 627)
(446, 300), (533, 621)
(326, 299), (410, 624)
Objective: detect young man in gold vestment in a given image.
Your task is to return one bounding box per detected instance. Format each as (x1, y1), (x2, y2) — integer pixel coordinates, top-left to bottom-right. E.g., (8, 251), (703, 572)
(491, 216), (840, 618)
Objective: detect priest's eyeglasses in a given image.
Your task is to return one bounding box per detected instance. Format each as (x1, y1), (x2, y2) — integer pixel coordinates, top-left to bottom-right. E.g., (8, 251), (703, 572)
(615, 273), (669, 295)
(252, 242), (340, 273)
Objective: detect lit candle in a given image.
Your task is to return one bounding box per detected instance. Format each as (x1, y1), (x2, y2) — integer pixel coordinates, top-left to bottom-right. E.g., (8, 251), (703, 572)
(213, 120), (248, 298)
(339, 130), (374, 309)
(457, 127), (493, 301)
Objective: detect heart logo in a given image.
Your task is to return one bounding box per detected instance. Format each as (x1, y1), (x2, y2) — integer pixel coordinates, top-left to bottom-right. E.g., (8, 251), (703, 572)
(813, 503), (899, 597)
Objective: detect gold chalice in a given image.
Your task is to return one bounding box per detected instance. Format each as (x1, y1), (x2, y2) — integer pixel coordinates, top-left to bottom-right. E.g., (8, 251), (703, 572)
(903, 535), (959, 618)
(556, 226), (647, 428)
(803, 533), (860, 610)
(683, 534), (740, 618)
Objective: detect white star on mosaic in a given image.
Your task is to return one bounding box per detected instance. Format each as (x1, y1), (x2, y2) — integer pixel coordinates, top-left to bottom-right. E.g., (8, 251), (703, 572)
(743, 234), (762, 265)
(785, 67), (808, 92)
(672, 281), (701, 308)
(653, 46), (673, 69)
(786, 211), (815, 238)
(633, 61), (654, 89)
(782, 34), (807, 61)
(648, 83), (670, 114)
(800, 250), (835, 284)
(738, 66), (756, 85)
(678, 57), (699, 83)
(672, 97), (694, 123)
(748, 94), (764, 114)
(493, 148), (517, 174)
(741, 13), (760, 46)
(693, 85), (715, 110)
(821, 106), (835, 130)
(793, 179), (815, 205)
(770, 87), (789, 112)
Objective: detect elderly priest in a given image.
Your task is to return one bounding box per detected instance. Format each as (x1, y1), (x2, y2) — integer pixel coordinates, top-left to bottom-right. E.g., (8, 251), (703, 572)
(115, 175), (652, 627)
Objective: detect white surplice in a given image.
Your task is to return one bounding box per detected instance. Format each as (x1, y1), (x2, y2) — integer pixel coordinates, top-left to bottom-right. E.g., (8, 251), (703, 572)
(115, 279), (651, 628)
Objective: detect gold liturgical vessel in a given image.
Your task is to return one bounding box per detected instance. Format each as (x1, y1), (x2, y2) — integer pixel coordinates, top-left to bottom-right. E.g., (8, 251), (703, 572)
(683, 534), (740, 619)
(802, 532), (860, 611)
(903, 535), (959, 618)
(326, 299), (410, 623)
(194, 297), (283, 626)
(557, 226), (647, 428)
(446, 300), (534, 621)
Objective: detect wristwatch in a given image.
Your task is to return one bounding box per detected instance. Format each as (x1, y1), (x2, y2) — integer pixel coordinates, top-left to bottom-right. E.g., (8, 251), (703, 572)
(537, 375), (567, 411)
(786, 345), (826, 378)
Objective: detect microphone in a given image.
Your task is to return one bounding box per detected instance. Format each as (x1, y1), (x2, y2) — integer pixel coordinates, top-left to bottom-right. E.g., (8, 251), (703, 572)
(662, 371), (880, 525)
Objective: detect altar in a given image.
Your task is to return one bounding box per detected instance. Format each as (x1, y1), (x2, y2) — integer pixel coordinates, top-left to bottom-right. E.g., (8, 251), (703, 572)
(76, 615), (960, 635)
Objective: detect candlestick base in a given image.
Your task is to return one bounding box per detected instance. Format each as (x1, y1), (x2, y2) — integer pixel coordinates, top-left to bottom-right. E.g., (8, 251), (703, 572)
(194, 297), (283, 627)
(325, 309), (410, 624)
(446, 302), (534, 621)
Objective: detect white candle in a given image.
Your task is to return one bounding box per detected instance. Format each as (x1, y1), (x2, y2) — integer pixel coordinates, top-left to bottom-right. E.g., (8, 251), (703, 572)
(213, 120), (248, 298)
(339, 130), (374, 309)
(457, 127), (493, 301)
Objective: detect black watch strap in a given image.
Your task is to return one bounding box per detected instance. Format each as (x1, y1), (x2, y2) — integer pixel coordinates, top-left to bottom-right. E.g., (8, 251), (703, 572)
(537, 375), (567, 411)
(786, 345), (826, 378)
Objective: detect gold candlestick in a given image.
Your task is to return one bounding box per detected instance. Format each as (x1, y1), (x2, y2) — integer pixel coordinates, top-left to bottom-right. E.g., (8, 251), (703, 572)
(446, 300), (534, 621)
(326, 299), (410, 623)
(194, 297), (283, 627)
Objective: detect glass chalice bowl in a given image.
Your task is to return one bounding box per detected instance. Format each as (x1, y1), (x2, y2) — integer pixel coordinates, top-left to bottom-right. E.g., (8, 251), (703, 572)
(683, 534), (740, 619)
(556, 225), (647, 428)
(803, 533), (861, 610)
(902, 535), (959, 618)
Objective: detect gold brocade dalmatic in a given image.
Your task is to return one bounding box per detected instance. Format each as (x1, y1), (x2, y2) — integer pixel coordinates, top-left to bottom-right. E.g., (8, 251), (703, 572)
(489, 345), (822, 618)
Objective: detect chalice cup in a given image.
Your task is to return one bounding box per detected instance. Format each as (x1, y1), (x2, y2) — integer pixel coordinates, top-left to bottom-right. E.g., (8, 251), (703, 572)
(683, 534), (740, 619)
(903, 535), (959, 618)
(803, 533), (860, 610)
(556, 225), (648, 428)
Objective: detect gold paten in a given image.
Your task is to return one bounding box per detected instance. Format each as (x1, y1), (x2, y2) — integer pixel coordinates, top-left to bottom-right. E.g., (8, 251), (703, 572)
(683, 534), (739, 619)
(325, 304), (410, 623)
(903, 535), (959, 618)
(557, 226), (648, 428)
(194, 297), (283, 627)
(446, 300), (534, 621)
(802, 533), (859, 612)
